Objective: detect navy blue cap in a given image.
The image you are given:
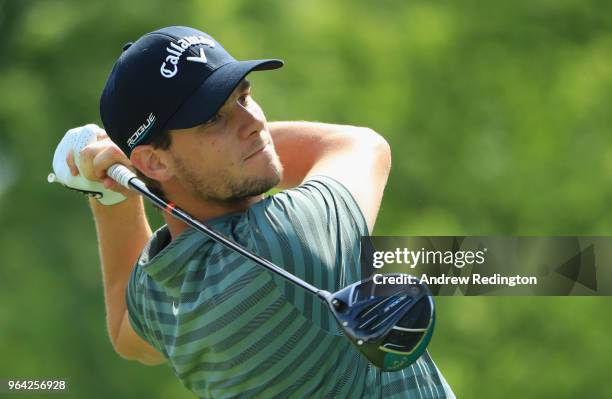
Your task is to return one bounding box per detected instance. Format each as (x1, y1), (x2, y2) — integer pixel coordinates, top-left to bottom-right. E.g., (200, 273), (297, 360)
(100, 26), (283, 156)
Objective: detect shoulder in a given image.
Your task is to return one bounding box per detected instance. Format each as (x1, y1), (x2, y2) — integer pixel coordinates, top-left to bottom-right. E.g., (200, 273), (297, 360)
(249, 175), (369, 236)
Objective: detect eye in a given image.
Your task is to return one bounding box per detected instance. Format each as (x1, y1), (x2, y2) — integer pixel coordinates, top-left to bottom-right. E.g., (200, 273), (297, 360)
(238, 93), (249, 106)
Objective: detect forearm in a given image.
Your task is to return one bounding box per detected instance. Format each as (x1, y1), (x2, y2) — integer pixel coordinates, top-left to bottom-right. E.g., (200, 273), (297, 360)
(269, 121), (384, 189)
(89, 196), (152, 348)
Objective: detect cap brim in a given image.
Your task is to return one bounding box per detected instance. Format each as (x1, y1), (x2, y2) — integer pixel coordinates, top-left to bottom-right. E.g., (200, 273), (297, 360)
(164, 59), (283, 130)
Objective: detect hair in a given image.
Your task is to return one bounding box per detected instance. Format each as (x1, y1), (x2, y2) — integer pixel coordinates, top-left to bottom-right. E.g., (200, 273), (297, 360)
(134, 129), (172, 197)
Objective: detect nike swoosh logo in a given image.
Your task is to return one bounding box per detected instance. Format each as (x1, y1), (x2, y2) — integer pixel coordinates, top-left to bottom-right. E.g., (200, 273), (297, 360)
(172, 301), (179, 316)
(186, 48), (208, 64)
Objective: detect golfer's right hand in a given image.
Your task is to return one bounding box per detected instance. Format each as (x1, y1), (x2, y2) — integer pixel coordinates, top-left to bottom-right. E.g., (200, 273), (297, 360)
(50, 124), (134, 205)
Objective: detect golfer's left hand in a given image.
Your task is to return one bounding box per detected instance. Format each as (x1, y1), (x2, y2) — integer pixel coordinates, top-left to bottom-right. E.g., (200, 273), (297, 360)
(50, 124), (131, 205)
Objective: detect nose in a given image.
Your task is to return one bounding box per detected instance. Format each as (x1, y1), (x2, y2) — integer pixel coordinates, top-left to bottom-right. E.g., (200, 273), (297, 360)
(235, 99), (265, 140)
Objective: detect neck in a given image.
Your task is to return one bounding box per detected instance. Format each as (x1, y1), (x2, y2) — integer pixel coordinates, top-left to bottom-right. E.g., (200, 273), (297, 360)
(164, 194), (265, 239)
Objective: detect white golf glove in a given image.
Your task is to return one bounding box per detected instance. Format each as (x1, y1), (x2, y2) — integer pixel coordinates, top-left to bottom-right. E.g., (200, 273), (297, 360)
(48, 124), (127, 206)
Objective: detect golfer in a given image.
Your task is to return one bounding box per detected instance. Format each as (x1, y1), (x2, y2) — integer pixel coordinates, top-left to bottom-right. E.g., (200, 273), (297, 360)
(58, 26), (455, 398)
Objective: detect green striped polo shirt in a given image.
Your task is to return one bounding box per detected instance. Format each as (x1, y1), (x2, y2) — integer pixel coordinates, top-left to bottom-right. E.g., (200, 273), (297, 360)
(126, 176), (455, 399)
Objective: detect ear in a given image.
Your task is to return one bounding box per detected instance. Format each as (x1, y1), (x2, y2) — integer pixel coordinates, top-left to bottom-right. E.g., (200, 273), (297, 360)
(130, 145), (173, 182)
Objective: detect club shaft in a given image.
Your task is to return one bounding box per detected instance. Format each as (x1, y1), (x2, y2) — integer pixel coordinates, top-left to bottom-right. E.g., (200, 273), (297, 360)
(108, 164), (326, 298)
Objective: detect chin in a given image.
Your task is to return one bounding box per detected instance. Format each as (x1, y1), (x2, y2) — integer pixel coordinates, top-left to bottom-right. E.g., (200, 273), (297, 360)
(220, 149), (283, 201)
(225, 164), (282, 202)
(251, 165), (282, 194)
(253, 149), (283, 185)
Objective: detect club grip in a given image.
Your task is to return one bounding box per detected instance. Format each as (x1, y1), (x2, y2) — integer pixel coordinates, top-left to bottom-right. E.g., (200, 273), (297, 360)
(108, 164), (136, 189)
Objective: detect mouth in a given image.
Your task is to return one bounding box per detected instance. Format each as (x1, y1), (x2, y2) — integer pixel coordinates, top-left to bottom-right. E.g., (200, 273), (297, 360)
(244, 141), (269, 161)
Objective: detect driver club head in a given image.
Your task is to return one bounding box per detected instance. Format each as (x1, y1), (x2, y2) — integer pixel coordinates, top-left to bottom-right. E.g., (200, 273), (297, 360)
(325, 273), (435, 371)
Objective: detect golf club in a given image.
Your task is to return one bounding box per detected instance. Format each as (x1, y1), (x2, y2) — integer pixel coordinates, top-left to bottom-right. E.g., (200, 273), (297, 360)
(107, 163), (435, 371)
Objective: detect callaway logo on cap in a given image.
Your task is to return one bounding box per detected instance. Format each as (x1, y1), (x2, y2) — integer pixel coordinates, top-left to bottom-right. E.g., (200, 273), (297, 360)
(99, 26), (283, 156)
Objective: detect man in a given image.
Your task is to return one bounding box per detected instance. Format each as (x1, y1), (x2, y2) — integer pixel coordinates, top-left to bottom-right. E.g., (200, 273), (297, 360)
(57, 26), (455, 398)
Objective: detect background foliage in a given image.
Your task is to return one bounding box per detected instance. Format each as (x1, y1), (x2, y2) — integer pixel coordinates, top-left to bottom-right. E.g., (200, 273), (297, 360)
(1, 0), (611, 397)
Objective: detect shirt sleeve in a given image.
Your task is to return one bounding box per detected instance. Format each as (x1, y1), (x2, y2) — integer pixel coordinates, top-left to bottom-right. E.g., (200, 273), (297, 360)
(247, 175), (369, 333)
(125, 263), (165, 354)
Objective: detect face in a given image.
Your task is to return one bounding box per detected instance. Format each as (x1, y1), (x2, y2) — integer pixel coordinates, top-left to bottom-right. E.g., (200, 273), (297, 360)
(166, 79), (283, 204)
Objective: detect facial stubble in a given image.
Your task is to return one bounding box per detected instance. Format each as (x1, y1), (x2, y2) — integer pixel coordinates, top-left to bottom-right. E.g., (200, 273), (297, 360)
(172, 149), (283, 205)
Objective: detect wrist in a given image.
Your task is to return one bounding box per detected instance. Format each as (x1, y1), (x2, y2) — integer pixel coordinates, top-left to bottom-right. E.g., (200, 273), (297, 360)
(88, 194), (143, 213)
